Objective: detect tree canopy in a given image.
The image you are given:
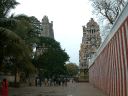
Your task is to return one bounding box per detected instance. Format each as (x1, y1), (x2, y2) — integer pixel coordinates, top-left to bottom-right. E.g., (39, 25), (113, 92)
(0, 0), (19, 18)
(35, 37), (69, 78)
(90, 0), (127, 24)
(65, 63), (79, 77)
(0, 0), (70, 84)
(0, 0), (36, 84)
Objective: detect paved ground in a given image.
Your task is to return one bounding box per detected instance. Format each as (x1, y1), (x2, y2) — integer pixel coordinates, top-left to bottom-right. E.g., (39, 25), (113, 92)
(9, 82), (106, 96)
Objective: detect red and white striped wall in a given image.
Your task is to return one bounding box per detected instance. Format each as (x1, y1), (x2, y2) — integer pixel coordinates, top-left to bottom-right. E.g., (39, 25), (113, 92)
(89, 2), (128, 96)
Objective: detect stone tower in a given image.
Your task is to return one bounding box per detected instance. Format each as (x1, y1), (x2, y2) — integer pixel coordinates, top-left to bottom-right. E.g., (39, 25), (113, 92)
(40, 16), (54, 39)
(36, 16), (54, 56)
(79, 18), (101, 81)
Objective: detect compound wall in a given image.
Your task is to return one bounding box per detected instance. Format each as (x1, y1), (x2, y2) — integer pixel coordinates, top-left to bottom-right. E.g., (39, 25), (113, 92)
(89, 2), (128, 96)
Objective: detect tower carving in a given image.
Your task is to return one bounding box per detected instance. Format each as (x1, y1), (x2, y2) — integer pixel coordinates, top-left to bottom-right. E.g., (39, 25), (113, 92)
(79, 18), (101, 81)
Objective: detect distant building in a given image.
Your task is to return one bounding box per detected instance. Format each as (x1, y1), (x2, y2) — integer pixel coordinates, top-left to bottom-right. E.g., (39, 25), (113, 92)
(79, 18), (101, 81)
(36, 16), (55, 56)
(40, 16), (54, 39)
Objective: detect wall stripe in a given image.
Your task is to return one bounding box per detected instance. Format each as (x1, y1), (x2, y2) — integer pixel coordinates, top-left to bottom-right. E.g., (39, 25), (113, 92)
(89, 16), (128, 96)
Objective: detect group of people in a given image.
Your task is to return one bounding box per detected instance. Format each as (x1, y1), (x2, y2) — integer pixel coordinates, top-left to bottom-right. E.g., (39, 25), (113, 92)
(35, 77), (69, 87)
(44, 77), (68, 86)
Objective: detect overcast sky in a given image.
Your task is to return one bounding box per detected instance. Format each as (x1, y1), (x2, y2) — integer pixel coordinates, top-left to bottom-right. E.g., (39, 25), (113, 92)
(10, 0), (95, 65)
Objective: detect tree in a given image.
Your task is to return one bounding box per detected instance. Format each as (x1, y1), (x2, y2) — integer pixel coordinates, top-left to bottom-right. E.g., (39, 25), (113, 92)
(90, 0), (127, 24)
(0, 0), (19, 18)
(116, 0), (127, 9)
(0, 1), (36, 84)
(29, 16), (42, 36)
(65, 63), (79, 77)
(90, 0), (127, 41)
(28, 16), (42, 46)
(0, 27), (35, 83)
(11, 15), (34, 46)
(0, 17), (35, 70)
(35, 37), (69, 78)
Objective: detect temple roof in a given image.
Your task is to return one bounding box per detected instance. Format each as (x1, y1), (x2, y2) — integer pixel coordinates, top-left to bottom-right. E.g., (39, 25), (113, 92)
(42, 15), (49, 23)
(87, 18), (98, 27)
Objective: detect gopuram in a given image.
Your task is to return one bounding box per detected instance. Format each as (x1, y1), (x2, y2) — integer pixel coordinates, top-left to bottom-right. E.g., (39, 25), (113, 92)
(79, 18), (101, 82)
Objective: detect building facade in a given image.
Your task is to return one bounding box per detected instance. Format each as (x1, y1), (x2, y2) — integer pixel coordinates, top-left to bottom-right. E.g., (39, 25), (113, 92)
(36, 16), (55, 56)
(40, 15), (54, 39)
(79, 18), (101, 81)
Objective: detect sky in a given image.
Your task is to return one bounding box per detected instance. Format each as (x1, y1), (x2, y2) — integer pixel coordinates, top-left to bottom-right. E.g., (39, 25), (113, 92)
(10, 0), (95, 65)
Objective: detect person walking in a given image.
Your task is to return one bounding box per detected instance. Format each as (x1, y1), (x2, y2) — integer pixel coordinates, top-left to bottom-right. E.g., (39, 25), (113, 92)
(44, 78), (48, 86)
(1, 79), (8, 96)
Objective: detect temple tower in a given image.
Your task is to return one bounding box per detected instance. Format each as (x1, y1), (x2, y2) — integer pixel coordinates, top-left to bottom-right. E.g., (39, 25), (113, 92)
(36, 16), (55, 56)
(40, 16), (54, 39)
(79, 18), (101, 81)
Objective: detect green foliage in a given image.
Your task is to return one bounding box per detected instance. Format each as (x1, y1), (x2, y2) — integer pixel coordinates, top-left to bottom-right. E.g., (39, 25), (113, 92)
(35, 37), (69, 77)
(0, 27), (34, 70)
(28, 16), (42, 45)
(29, 16), (42, 36)
(10, 15), (42, 47)
(0, 0), (19, 17)
(0, 18), (17, 29)
(38, 37), (61, 48)
(0, 1), (36, 81)
(65, 63), (79, 76)
(0, 0), (70, 83)
(12, 15), (35, 46)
